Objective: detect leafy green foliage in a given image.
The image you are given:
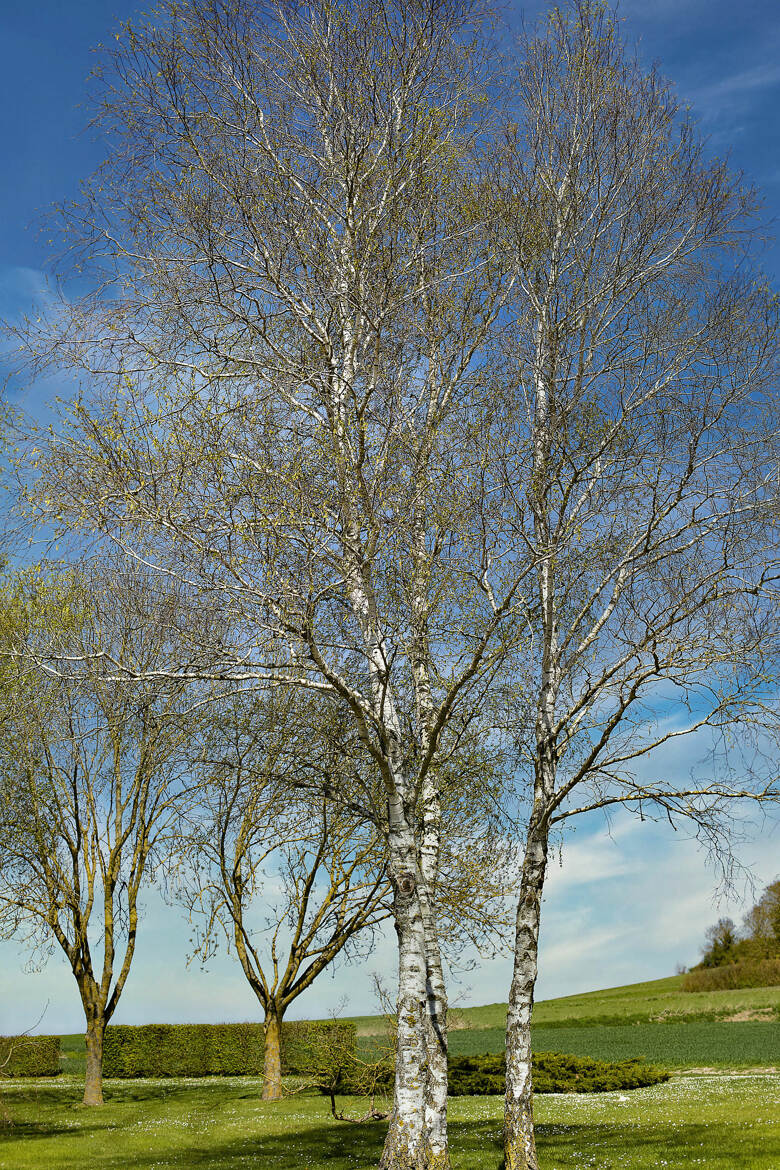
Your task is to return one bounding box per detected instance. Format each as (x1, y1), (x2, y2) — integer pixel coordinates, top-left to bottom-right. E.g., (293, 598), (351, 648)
(103, 1024), (264, 1078)
(699, 919), (739, 968)
(0, 1034), (60, 1077)
(695, 884), (780, 970)
(447, 1052), (669, 1096)
(277, 1021), (357, 1080)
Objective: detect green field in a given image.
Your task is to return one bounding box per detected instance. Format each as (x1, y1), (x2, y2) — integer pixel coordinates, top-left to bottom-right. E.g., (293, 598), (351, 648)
(1, 1073), (778, 1169)
(353, 975), (780, 1034)
(353, 975), (780, 1068)
(446, 1021), (780, 1067)
(12, 977), (780, 1169)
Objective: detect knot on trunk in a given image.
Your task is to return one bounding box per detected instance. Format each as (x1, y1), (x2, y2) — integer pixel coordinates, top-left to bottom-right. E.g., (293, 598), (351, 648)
(394, 870), (416, 898)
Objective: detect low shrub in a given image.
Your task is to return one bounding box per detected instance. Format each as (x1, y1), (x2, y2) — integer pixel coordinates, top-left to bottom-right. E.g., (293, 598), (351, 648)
(0, 1034), (61, 1077)
(682, 958), (780, 992)
(103, 1019), (357, 1079)
(447, 1051), (669, 1095)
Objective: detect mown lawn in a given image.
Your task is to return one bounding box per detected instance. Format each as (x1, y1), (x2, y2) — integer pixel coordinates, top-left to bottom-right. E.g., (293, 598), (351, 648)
(1, 1073), (778, 1169)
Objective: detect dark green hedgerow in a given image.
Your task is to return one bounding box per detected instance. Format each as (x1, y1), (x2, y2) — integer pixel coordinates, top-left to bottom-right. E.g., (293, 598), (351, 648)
(103, 1021), (355, 1078)
(683, 959), (780, 992)
(0, 1034), (61, 1077)
(447, 1051), (669, 1096)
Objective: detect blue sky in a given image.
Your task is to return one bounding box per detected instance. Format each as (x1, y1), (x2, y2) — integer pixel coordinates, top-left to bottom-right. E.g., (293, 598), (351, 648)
(1, 1), (779, 1034)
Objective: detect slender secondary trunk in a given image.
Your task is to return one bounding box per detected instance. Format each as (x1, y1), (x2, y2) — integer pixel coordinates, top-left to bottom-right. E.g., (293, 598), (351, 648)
(83, 1016), (106, 1106)
(262, 1005), (284, 1101)
(417, 704), (448, 1166)
(503, 812), (549, 1170)
(380, 805), (429, 1170)
(417, 883), (450, 1169)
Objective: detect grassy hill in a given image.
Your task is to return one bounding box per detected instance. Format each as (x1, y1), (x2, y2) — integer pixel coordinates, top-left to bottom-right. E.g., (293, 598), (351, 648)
(352, 974), (780, 1034)
(352, 975), (780, 1069)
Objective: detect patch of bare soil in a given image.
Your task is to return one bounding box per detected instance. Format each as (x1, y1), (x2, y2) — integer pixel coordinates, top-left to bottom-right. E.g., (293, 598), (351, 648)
(720, 1009), (776, 1022)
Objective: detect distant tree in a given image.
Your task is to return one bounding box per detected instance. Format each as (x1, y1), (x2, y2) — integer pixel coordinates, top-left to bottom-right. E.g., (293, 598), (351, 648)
(0, 562), (201, 1105)
(742, 880), (780, 949)
(700, 918), (738, 968)
(178, 691), (391, 1101)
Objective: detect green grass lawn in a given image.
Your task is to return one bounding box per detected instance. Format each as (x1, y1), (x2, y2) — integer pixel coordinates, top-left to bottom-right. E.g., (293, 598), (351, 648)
(1, 1073), (778, 1169)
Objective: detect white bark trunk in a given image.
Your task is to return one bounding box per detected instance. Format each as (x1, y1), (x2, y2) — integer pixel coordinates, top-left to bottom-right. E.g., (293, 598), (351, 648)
(503, 810), (549, 1170)
(380, 796), (429, 1170)
(418, 881), (449, 1170)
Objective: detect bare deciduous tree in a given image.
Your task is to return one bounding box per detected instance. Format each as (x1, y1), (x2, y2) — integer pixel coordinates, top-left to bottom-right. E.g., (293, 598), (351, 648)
(0, 563), (200, 1105)
(496, 6), (779, 1166)
(178, 691), (391, 1100)
(15, 3), (519, 1164)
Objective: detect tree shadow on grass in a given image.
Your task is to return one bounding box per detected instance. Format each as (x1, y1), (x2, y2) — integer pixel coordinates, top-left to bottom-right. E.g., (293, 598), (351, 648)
(2, 1080), (238, 1106)
(534, 1122), (778, 1170)
(0, 1119), (110, 1141)
(0, 1110), (777, 1169)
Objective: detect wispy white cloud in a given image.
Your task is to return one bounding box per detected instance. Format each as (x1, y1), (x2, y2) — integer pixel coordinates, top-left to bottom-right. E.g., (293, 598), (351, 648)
(687, 61), (780, 114)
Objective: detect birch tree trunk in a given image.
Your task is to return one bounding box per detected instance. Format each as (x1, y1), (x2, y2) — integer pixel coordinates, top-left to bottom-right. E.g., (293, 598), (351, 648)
(419, 887), (450, 1170)
(83, 1015), (106, 1106)
(380, 799), (429, 1170)
(503, 810), (549, 1170)
(418, 769), (449, 1167)
(262, 1006), (284, 1101)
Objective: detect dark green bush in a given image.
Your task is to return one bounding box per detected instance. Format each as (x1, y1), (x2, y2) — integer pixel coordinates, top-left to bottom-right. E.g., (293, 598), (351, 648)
(682, 958), (780, 992)
(0, 1034), (61, 1077)
(103, 1019), (357, 1078)
(447, 1051), (669, 1095)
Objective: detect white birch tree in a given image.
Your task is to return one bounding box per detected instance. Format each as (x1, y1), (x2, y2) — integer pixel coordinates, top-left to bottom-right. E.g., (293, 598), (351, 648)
(15, 3), (519, 1164)
(496, 6), (780, 1166)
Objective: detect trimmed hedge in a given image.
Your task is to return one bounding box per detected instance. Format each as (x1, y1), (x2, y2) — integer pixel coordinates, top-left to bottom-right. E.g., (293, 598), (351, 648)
(682, 958), (780, 992)
(447, 1051), (669, 1096)
(282, 1021), (357, 1076)
(0, 1034), (61, 1077)
(103, 1020), (356, 1078)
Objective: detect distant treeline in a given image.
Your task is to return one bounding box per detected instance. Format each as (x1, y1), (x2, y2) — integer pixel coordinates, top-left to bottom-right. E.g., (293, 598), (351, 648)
(683, 880), (780, 991)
